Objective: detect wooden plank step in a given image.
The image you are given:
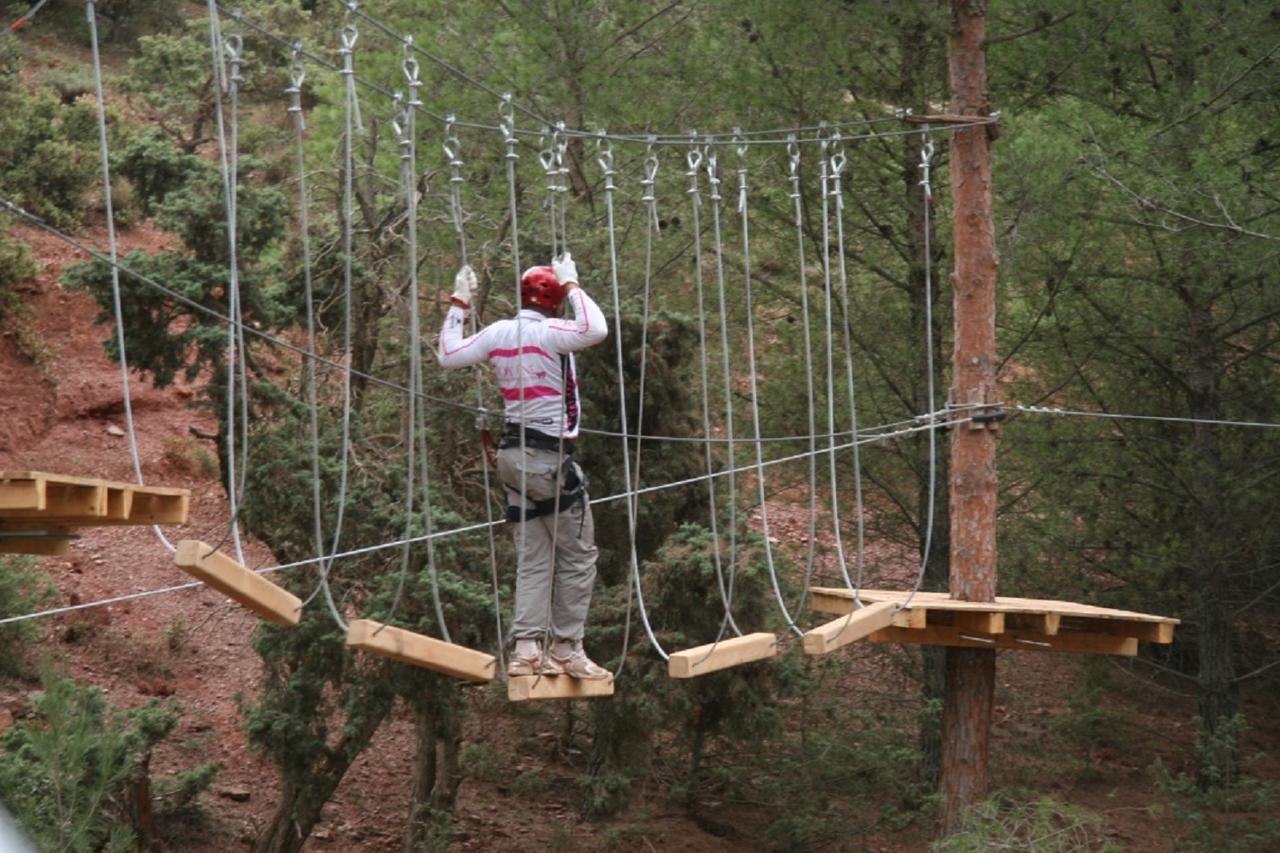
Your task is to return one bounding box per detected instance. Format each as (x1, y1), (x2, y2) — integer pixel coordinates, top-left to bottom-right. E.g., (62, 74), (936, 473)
(804, 601), (899, 655)
(174, 540), (301, 626)
(0, 472), (190, 526)
(346, 619), (496, 683)
(667, 632), (777, 678)
(508, 674), (615, 702)
(868, 625), (1138, 656)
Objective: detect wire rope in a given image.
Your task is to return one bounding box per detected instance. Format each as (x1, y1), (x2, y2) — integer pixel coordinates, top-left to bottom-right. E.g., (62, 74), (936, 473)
(85, 0), (175, 554)
(283, 46), (329, 623)
(444, 115), (506, 671)
(213, 1), (995, 149)
(786, 134), (820, 612)
(901, 133), (940, 610)
(685, 138), (742, 638)
(818, 129), (859, 598)
(0, 418), (965, 630)
(705, 144), (744, 636)
(599, 134), (668, 664)
(204, 5), (248, 566)
(735, 133), (803, 638)
(830, 134), (869, 599)
(301, 12), (364, 633)
(3, 194), (950, 449)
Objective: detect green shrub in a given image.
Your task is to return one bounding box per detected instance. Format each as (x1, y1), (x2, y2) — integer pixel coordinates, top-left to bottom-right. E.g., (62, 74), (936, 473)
(113, 128), (200, 215)
(0, 555), (57, 675)
(933, 791), (1120, 853)
(0, 670), (215, 851)
(1152, 716), (1280, 852)
(0, 87), (100, 227)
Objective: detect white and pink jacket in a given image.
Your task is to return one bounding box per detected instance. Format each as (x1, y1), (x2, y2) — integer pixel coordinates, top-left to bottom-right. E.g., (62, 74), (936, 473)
(437, 288), (608, 439)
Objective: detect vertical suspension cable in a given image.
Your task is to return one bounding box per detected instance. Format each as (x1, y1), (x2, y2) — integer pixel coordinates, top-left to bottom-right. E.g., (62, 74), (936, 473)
(629, 139), (659, 531)
(306, 12), (364, 632)
(599, 133), (668, 663)
(830, 133), (868, 599)
(500, 93), (529, 659)
(786, 134), (818, 606)
(444, 115), (505, 668)
(85, 0), (175, 553)
(686, 137), (741, 638)
(902, 131), (939, 610)
(735, 133), (802, 637)
(705, 143), (743, 621)
(539, 129), (559, 258)
(553, 121), (569, 247)
(284, 44), (326, 616)
(204, 4), (246, 565)
(817, 125), (858, 599)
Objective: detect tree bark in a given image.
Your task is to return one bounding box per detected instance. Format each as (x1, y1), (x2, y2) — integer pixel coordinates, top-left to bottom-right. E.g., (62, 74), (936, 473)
(405, 705), (439, 851)
(940, 0), (998, 836)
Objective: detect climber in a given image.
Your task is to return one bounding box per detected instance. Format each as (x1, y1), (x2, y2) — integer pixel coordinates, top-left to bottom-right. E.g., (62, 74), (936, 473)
(437, 253), (610, 680)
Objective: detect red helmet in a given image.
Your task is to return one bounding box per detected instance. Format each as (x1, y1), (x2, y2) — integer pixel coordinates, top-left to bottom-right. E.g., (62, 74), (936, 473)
(520, 265), (565, 313)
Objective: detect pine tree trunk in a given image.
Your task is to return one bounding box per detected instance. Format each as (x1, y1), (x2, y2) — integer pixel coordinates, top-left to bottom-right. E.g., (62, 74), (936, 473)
(404, 706), (439, 851)
(940, 0), (999, 834)
(254, 708), (389, 853)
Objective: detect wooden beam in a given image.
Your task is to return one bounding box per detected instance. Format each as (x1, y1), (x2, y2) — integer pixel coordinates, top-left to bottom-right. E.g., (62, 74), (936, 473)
(346, 619), (496, 683)
(174, 540), (301, 626)
(1065, 617), (1175, 644)
(667, 632), (777, 678)
(0, 477), (43, 511)
(869, 626), (1138, 657)
(1007, 612), (1061, 635)
(896, 606), (928, 629)
(950, 611), (1006, 634)
(508, 674), (615, 702)
(804, 602), (898, 655)
(126, 490), (189, 524)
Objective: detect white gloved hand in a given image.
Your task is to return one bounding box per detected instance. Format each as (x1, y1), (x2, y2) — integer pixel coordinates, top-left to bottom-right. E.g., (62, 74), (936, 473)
(451, 264), (476, 308)
(552, 252), (579, 286)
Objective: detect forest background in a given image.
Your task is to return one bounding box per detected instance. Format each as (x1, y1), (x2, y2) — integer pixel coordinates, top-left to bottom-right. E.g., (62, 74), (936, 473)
(0, 0), (1278, 850)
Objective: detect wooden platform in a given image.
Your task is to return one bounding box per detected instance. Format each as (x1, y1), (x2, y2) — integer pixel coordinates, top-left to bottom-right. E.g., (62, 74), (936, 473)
(508, 674), (615, 702)
(808, 588), (1177, 656)
(174, 540), (302, 626)
(0, 471), (189, 556)
(346, 619), (496, 683)
(668, 632), (777, 677)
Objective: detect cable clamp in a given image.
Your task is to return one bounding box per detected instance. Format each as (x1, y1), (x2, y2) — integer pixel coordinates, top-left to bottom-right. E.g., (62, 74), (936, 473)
(948, 386), (1005, 431)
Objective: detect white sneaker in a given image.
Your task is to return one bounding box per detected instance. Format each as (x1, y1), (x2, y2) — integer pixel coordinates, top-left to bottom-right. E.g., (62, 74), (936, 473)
(541, 648), (610, 680)
(507, 650), (542, 677)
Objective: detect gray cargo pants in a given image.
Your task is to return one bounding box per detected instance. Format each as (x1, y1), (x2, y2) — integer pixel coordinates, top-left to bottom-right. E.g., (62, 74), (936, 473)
(495, 445), (598, 642)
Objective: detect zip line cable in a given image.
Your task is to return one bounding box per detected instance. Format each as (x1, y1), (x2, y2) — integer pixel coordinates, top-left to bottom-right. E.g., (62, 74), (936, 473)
(0, 418), (966, 631)
(1, 0), (50, 36)
(85, 0), (175, 555)
(209, 0), (983, 146)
